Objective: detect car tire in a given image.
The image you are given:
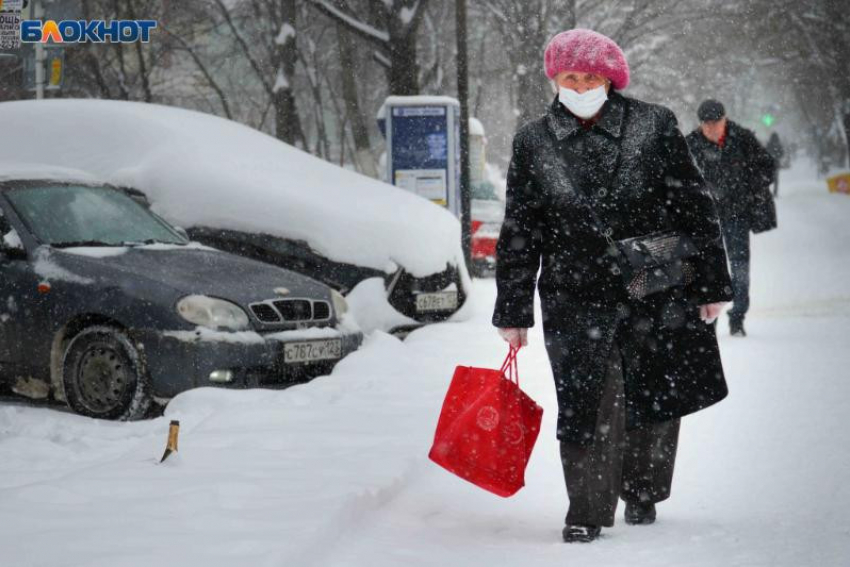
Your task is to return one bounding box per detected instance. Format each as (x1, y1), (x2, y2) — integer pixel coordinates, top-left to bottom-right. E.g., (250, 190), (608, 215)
(62, 326), (152, 420)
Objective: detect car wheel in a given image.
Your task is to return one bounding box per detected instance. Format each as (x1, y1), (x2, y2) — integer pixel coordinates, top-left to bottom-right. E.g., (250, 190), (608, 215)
(62, 326), (152, 420)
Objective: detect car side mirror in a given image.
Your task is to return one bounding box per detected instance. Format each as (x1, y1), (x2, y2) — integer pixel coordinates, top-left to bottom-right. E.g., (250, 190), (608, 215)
(174, 227), (189, 241)
(0, 230), (27, 260)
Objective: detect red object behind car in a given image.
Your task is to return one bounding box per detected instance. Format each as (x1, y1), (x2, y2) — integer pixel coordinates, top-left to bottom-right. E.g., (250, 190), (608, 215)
(472, 220), (498, 259)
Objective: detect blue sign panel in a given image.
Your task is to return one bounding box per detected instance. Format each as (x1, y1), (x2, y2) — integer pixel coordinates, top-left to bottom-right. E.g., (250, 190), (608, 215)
(391, 107), (447, 170)
(390, 106), (450, 205)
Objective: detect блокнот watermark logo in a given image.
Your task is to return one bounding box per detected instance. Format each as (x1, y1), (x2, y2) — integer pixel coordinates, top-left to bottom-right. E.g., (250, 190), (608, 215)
(21, 20), (157, 43)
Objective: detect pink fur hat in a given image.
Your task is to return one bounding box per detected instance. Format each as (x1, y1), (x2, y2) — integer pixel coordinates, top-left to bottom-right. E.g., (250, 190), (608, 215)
(544, 29), (630, 90)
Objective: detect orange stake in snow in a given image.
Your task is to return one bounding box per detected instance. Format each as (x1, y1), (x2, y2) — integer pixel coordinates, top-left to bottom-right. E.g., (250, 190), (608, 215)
(160, 420), (180, 463)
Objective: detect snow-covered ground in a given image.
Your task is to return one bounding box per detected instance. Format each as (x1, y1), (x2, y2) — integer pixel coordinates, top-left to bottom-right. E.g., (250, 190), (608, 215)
(2, 163), (849, 566)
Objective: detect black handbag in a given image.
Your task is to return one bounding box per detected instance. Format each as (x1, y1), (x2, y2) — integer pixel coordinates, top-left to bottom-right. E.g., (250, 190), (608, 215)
(611, 230), (699, 299)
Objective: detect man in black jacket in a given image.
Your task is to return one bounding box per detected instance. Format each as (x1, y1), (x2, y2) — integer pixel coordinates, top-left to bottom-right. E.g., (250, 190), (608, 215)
(686, 100), (776, 337)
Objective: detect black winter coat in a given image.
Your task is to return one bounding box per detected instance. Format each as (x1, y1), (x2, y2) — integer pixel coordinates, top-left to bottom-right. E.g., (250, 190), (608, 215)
(686, 121), (776, 232)
(493, 93), (734, 445)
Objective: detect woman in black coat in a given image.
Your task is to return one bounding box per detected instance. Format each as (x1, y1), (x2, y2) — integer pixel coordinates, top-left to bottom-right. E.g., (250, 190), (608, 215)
(493, 29), (733, 543)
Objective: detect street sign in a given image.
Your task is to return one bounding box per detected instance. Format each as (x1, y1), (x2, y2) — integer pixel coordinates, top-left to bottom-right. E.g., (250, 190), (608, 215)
(381, 96), (462, 217)
(0, 1), (25, 11)
(0, 11), (21, 50)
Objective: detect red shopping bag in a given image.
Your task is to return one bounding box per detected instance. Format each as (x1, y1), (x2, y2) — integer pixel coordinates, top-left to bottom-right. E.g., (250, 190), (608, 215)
(428, 347), (543, 497)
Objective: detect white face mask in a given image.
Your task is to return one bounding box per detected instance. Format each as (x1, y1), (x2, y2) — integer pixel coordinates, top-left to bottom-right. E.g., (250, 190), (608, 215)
(558, 85), (608, 119)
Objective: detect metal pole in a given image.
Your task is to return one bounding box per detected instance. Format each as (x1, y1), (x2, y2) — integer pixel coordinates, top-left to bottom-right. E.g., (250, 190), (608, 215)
(455, 0), (472, 274)
(34, 0), (44, 99)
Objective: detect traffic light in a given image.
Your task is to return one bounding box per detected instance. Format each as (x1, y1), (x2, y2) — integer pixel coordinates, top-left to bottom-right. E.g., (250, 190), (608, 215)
(761, 113), (775, 127)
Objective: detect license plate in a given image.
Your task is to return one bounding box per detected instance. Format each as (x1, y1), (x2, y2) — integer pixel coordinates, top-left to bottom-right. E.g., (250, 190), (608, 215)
(415, 291), (458, 313)
(283, 339), (342, 364)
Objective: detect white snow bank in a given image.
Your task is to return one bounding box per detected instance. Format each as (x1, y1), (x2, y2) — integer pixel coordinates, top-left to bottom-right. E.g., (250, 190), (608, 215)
(0, 100), (467, 279)
(345, 277), (419, 335)
(0, 162), (103, 185)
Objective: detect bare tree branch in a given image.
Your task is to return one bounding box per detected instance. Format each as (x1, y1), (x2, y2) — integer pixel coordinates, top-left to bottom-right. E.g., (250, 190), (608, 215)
(306, 0), (390, 45)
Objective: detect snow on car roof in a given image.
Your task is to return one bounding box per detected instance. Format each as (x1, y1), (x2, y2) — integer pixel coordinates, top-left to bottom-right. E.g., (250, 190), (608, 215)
(0, 163), (104, 185)
(0, 100), (465, 277)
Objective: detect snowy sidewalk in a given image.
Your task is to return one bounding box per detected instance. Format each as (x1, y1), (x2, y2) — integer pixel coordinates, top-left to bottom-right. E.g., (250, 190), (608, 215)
(2, 170), (850, 567)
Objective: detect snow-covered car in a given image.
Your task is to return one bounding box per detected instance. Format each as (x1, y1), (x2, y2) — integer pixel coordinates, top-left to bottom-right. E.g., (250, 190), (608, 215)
(0, 171), (362, 420)
(0, 100), (472, 336)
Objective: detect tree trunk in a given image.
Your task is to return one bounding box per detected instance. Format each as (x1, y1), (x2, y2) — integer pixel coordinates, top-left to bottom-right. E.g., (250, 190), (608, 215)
(387, 27), (419, 95)
(336, 22), (377, 177)
(274, 0), (306, 147)
(512, 33), (550, 127)
(274, 88), (306, 148)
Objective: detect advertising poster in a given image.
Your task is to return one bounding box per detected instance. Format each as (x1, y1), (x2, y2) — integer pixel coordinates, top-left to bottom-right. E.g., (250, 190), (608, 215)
(390, 106), (450, 205)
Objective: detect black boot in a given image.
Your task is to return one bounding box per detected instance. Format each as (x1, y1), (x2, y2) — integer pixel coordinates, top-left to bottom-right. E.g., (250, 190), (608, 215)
(729, 317), (746, 337)
(624, 502), (656, 525)
(562, 524), (601, 543)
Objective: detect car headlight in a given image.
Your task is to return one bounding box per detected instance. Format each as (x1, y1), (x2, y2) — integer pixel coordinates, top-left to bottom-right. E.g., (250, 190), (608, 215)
(176, 295), (250, 331)
(331, 289), (348, 318)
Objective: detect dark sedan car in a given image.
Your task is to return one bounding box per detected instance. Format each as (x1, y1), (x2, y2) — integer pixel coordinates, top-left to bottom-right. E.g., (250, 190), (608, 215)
(0, 179), (362, 420)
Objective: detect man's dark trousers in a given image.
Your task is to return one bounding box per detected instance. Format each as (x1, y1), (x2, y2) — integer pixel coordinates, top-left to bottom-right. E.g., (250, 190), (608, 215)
(721, 218), (751, 324)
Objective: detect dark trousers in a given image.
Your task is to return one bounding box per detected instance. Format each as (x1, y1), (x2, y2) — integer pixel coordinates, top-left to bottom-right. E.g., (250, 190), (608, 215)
(721, 219), (751, 322)
(560, 346), (680, 527)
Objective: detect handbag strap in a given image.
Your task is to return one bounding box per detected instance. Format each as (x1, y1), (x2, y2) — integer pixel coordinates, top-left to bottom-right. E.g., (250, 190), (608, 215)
(500, 347), (521, 387)
(557, 107), (696, 253)
(555, 115), (625, 250)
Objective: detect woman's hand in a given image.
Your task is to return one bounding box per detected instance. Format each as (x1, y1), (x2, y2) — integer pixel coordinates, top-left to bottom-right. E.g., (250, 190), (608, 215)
(498, 328), (528, 348)
(699, 302), (727, 324)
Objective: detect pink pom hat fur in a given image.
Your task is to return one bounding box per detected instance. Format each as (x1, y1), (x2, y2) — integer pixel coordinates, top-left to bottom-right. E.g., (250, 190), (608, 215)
(544, 29), (630, 90)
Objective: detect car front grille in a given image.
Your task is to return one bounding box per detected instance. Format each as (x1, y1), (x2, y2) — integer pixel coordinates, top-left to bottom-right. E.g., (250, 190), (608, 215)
(251, 303), (281, 323)
(312, 301), (330, 320)
(249, 298), (332, 324)
(273, 299), (312, 321)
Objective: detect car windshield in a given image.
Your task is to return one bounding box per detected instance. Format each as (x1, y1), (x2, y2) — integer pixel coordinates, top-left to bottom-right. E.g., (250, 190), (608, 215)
(5, 184), (187, 247)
